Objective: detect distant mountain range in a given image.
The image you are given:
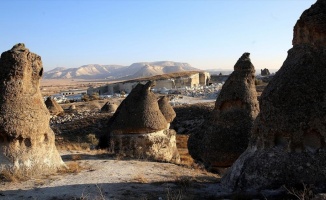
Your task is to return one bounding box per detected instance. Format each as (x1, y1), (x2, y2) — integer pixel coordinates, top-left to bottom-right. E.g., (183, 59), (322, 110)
(43, 61), (200, 80)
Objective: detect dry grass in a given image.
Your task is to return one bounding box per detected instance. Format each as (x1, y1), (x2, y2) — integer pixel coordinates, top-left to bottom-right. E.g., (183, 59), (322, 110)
(176, 135), (195, 167)
(133, 173), (149, 183)
(58, 162), (83, 174)
(283, 183), (315, 200)
(0, 170), (19, 182)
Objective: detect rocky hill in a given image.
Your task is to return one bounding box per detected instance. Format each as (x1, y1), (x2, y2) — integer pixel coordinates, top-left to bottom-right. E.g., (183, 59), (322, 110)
(44, 61), (199, 80)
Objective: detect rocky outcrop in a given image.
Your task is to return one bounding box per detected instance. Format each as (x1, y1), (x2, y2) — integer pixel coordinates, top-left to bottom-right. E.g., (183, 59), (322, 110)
(222, 0), (326, 191)
(0, 43), (64, 176)
(101, 102), (117, 113)
(188, 53), (259, 169)
(106, 81), (180, 163)
(158, 96), (176, 123)
(260, 68), (270, 76)
(45, 97), (64, 115)
(292, 0), (326, 47)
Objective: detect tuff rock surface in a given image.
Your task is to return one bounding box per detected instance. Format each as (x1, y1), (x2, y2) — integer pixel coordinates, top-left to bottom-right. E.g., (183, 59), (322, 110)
(100, 101), (117, 113)
(222, 0), (326, 191)
(158, 96), (176, 123)
(105, 81), (180, 163)
(0, 43), (64, 176)
(188, 53), (259, 169)
(45, 97), (64, 115)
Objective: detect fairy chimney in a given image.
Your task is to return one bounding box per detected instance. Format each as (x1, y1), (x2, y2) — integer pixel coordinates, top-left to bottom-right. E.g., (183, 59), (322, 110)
(101, 101), (118, 113)
(0, 43), (64, 176)
(108, 81), (168, 134)
(105, 81), (180, 163)
(222, 0), (326, 191)
(188, 53), (259, 169)
(158, 96), (176, 123)
(45, 97), (64, 115)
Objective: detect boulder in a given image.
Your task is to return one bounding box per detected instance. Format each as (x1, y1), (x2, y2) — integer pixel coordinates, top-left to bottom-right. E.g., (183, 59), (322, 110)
(0, 43), (64, 176)
(105, 81), (180, 163)
(222, 0), (326, 191)
(101, 101), (117, 113)
(45, 97), (64, 115)
(188, 53), (259, 169)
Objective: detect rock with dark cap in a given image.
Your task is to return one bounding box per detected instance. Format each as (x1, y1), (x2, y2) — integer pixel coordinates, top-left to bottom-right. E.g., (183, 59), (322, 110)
(188, 52), (259, 170)
(0, 43), (64, 176)
(45, 97), (64, 115)
(158, 96), (176, 123)
(108, 81), (168, 134)
(105, 81), (180, 163)
(222, 0), (326, 191)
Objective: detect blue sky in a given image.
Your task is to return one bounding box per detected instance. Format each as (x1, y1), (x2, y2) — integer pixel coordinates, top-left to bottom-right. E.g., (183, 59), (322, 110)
(1, 0), (316, 71)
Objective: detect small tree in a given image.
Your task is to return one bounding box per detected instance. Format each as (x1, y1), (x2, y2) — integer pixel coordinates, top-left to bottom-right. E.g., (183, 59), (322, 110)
(90, 92), (100, 100)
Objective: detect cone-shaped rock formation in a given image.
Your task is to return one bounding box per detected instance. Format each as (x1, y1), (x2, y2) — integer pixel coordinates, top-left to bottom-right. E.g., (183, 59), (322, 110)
(106, 81), (180, 163)
(222, 0), (326, 191)
(188, 53), (259, 169)
(0, 43), (64, 176)
(45, 97), (64, 115)
(101, 101), (118, 113)
(158, 96), (176, 123)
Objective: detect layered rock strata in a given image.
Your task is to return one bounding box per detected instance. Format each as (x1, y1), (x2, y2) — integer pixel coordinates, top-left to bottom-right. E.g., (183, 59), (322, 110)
(188, 53), (259, 170)
(0, 43), (64, 176)
(222, 0), (326, 190)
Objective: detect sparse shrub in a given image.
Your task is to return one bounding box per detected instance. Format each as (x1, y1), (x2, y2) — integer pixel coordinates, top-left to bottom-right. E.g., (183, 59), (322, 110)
(133, 173), (148, 183)
(166, 187), (183, 200)
(86, 134), (99, 146)
(283, 183), (315, 200)
(255, 79), (263, 85)
(90, 92), (100, 101)
(82, 94), (90, 102)
(58, 162), (82, 174)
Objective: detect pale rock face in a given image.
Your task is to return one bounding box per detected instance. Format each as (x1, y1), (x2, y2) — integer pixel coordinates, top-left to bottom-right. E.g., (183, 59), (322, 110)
(0, 43), (64, 176)
(111, 129), (180, 164)
(222, 0), (326, 191)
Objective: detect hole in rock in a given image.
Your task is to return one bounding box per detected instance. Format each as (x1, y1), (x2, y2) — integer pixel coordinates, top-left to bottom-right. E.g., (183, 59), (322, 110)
(44, 134), (48, 142)
(274, 135), (289, 149)
(24, 138), (32, 147)
(39, 68), (43, 77)
(303, 130), (322, 153)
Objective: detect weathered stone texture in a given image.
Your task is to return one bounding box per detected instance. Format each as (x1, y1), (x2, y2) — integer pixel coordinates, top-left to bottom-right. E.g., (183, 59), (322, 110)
(108, 81), (168, 134)
(188, 53), (259, 169)
(293, 0), (326, 47)
(158, 96), (176, 123)
(101, 101), (117, 113)
(105, 81), (180, 163)
(222, 0), (326, 191)
(0, 43), (64, 176)
(45, 97), (64, 115)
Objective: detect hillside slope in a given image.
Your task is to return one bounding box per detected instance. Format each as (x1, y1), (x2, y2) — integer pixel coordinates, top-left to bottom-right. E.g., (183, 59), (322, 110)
(44, 61), (200, 80)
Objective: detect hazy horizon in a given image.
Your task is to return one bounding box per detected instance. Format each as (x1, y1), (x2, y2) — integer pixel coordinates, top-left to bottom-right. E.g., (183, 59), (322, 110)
(1, 0), (316, 71)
